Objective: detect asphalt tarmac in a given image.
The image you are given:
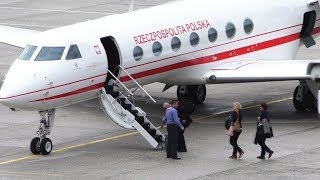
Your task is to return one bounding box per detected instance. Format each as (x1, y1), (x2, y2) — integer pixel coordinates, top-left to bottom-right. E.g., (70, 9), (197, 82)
(0, 0), (319, 179)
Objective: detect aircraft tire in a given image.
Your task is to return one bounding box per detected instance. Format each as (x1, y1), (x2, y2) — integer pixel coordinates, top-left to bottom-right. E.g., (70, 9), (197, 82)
(303, 90), (317, 112)
(40, 138), (52, 155)
(30, 137), (41, 154)
(293, 86), (307, 112)
(191, 85), (206, 104)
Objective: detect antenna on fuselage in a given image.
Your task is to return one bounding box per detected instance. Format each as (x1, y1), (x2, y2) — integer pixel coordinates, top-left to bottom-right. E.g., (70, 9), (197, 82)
(128, 0), (134, 12)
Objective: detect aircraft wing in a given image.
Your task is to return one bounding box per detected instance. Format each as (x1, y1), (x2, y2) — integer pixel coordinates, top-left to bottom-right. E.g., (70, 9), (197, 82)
(0, 25), (39, 48)
(204, 60), (320, 83)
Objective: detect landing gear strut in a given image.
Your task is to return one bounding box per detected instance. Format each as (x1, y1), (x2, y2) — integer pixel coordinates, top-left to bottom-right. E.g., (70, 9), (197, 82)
(30, 109), (55, 155)
(177, 85), (206, 104)
(293, 82), (317, 112)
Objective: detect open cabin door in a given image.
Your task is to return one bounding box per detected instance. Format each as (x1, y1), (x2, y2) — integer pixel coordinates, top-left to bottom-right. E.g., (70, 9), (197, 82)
(100, 36), (121, 84)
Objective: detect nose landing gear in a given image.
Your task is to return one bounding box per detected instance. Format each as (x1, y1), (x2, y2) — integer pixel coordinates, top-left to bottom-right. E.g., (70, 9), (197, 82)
(30, 109), (55, 155)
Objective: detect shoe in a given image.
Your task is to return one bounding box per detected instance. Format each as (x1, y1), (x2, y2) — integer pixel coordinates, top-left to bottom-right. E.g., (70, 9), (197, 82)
(172, 157), (181, 160)
(268, 151), (274, 159)
(257, 156), (265, 159)
(229, 155), (237, 159)
(178, 149), (187, 152)
(238, 151), (244, 159)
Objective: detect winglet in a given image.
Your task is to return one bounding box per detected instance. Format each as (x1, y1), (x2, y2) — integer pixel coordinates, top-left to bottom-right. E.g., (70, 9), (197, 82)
(128, 0), (134, 12)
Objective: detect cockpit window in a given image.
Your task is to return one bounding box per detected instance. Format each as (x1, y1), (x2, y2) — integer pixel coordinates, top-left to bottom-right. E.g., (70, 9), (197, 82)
(66, 45), (82, 60)
(19, 45), (37, 60)
(35, 47), (65, 61)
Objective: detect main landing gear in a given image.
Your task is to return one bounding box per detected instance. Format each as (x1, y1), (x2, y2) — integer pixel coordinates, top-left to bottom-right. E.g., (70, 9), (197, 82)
(30, 109), (55, 155)
(177, 85), (206, 104)
(293, 81), (317, 112)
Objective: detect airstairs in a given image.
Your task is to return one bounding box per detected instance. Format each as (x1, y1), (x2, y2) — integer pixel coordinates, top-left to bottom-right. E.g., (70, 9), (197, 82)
(99, 65), (165, 149)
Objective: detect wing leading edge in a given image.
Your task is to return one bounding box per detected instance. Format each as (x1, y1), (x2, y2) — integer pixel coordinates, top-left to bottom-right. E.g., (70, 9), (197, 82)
(205, 60), (320, 84)
(0, 25), (39, 48)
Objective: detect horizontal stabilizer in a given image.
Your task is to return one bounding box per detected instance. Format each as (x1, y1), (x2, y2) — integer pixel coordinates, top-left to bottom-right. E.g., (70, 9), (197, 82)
(0, 25), (39, 48)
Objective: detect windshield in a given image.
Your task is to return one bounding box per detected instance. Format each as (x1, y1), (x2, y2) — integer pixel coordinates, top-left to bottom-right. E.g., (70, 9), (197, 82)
(18, 45), (37, 60)
(66, 45), (82, 60)
(35, 47), (65, 61)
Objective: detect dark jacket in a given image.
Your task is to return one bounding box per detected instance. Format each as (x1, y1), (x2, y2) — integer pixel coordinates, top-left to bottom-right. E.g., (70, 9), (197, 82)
(177, 99), (195, 128)
(231, 110), (242, 128)
(254, 110), (270, 144)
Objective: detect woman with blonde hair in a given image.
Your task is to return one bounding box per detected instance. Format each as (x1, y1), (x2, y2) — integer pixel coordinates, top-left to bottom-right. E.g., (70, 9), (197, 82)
(228, 102), (244, 159)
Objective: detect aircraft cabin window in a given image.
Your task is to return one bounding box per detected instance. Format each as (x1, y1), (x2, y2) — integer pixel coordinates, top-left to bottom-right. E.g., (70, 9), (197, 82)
(19, 45), (37, 60)
(35, 47), (65, 61)
(66, 45), (82, 60)
(190, 32), (200, 47)
(133, 46), (143, 61)
(208, 28), (218, 43)
(152, 41), (162, 56)
(244, 18), (254, 34)
(226, 22), (236, 39)
(171, 37), (181, 52)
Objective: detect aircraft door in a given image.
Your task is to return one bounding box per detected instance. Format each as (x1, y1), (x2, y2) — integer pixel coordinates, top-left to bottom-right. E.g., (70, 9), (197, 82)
(100, 36), (121, 86)
(300, 10), (316, 48)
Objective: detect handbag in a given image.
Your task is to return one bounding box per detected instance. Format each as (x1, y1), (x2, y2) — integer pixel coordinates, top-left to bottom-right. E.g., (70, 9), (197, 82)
(233, 113), (241, 132)
(262, 118), (274, 138)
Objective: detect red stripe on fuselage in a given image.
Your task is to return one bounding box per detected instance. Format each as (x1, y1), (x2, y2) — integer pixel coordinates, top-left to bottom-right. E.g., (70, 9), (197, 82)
(119, 31), (303, 82)
(16, 25), (320, 102)
(31, 82), (105, 102)
(0, 73), (107, 100)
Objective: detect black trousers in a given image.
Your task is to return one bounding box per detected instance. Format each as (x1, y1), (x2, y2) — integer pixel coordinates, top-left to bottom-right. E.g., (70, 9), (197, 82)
(177, 128), (187, 151)
(258, 137), (271, 156)
(167, 124), (178, 158)
(230, 131), (243, 156)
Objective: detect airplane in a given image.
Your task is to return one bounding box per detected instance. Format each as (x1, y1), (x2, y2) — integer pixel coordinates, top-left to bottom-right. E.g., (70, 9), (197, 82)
(1, 0), (320, 155)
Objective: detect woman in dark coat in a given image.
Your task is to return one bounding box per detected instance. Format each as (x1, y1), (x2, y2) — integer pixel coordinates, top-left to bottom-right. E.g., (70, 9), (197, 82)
(229, 102), (244, 159)
(254, 102), (274, 159)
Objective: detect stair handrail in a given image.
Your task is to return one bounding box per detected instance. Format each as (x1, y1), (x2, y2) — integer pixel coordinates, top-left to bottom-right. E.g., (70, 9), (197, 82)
(107, 69), (133, 96)
(118, 65), (156, 103)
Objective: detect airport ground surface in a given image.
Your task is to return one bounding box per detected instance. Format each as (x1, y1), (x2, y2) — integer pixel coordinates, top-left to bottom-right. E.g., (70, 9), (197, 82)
(0, 0), (320, 179)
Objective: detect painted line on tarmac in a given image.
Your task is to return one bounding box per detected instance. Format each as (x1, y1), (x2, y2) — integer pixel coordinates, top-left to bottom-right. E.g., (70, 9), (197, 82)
(193, 97), (293, 121)
(0, 97), (292, 166)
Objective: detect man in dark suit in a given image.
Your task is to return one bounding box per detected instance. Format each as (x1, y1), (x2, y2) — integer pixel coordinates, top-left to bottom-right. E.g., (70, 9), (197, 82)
(177, 99), (195, 152)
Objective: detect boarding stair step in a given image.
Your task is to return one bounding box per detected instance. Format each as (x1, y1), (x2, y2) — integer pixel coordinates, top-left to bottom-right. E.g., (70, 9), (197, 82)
(153, 135), (163, 142)
(122, 104), (131, 111)
(130, 110), (138, 117)
(147, 128), (156, 136)
(135, 116), (144, 124)
(141, 122), (150, 130)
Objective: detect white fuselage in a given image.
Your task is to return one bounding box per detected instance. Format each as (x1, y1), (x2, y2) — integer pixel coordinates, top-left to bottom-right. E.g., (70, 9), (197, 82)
(0, 0), (319, 110)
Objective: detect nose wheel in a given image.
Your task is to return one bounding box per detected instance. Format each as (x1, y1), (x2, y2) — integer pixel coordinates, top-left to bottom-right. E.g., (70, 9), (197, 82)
(30, 110), (55, 155)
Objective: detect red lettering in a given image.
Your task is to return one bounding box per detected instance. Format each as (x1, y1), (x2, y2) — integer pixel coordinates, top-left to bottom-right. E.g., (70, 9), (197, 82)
(164, 29), (169, 37)
(156, 31), (162, 39)
(206, 19), (211, 27)
(181, 26), (187, 33)
(133, 36), (140, 44)
(169, 28), (175, 36)
(197, 21), (203, 30)
(186, 24), (191, 32)
(141, 35), (147, 43)
(190, 23), (196, 31)
(145, 33), (151, 42)
(152, 32), (157, 40)
(201, 20), (206, 28)
(161, 30), (166, 38)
